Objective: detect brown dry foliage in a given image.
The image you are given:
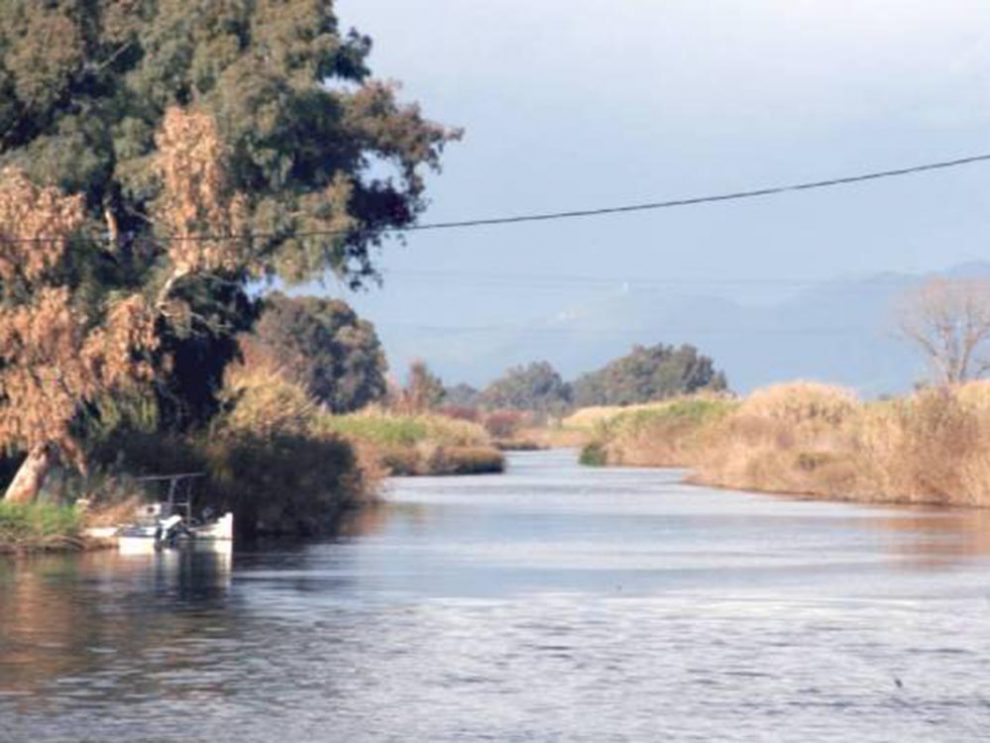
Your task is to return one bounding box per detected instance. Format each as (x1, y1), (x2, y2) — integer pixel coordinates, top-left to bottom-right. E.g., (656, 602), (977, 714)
(0, 171), (158, 460)
(153, 107), (250, 276)
(0, 167), (84, 282)
(0, 106), (265, 497)
(0, 286), (157, 460)
(592, 383), (990, 508)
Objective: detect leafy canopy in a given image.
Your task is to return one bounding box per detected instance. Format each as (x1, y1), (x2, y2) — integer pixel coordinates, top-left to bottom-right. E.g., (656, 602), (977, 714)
(572, 344), (728, 407)
(0, 0), (460, 286)
(246, 292), (387, 414)
(482, 361), (571, 415)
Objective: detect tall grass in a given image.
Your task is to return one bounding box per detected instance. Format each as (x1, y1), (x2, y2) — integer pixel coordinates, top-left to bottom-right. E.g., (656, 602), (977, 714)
(0, 502), (82, 552)
(316, 408), (503, 476)
(316, 409), (490, 448)
(578, 397), (737, 467)
(581, 382), (990, 508)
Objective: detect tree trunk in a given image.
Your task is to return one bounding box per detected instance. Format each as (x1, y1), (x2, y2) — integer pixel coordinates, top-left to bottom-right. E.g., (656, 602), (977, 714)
(4, 444), (54, 504)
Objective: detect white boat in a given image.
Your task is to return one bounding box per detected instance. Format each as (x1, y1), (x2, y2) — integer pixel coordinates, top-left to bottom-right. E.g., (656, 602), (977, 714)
(114, 473), (233, 554)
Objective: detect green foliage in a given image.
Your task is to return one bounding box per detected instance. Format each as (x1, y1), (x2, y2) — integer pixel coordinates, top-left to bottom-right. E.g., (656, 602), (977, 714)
(87, 429), (206, 479)
(572, 344), (727, 407)
(316, 408), (502, 476)
(0, 1), (457, 484)
(481, 361), (571, 415)
(205, 368), (373, 537)
(155, 278), (260, 430)
(204, 430), (363, 539)
(249, 292), (387, 413)
(318, 411), (488, 448)
(579, 442), (608, 467)
(617, 398), (736, 433)
(0, 0), (459, 286)
(0, 502), (81, 550)
(321, 415), (428, 447)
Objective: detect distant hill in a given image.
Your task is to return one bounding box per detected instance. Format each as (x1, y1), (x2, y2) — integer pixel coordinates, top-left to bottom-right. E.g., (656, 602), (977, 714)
(375, 262), (990, 396)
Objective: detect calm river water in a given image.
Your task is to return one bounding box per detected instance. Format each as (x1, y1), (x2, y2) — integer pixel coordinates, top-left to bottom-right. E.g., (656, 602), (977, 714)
(3, 450), (990, 741)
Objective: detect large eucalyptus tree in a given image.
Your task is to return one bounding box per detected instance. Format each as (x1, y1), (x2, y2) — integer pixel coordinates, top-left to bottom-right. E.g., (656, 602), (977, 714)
(0, 1), (458, 500)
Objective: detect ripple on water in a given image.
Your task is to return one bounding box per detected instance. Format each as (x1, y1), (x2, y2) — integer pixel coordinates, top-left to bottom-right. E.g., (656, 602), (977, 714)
(3, 451), (990, 741)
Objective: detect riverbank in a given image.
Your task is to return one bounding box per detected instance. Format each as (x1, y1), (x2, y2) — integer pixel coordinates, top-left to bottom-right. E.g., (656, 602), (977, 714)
(318, 410), (505, 475)
(0, 375), (504, 553)
(0, 503), (89, 554)
(578, 382), (990, 508)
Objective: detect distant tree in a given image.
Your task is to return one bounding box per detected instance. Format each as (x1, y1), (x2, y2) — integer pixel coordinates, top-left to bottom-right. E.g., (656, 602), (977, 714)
(898, 277), (990, 385)
(482, 361), (571, 415)
(572, 344), (727, 407)
(444, 383), (481, 408)
(247, 293), (387, 413)
(401, 360), (445, 413)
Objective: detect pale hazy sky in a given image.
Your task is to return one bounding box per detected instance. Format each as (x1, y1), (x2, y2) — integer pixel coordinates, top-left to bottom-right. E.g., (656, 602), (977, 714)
(327, 0), (990, 384)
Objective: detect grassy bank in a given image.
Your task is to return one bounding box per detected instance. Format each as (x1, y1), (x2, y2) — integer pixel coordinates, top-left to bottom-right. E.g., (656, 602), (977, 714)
(579, 383), (990, 507)
(0, 503), (84, 553)
(317, 410), (505, 475)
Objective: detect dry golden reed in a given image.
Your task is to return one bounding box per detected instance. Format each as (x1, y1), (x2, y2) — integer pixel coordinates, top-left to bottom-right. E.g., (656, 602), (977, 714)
(585, 382), (990, 508)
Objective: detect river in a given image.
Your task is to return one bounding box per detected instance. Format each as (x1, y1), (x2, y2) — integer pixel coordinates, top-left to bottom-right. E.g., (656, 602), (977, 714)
(2, 449), (990, 741)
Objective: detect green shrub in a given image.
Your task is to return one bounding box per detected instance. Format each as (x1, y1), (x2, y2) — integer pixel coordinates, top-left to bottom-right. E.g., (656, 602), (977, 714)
(616, 398), (736, 433)
(200, 367), (380, 538)
(426, 446), (505, 475)
(317, 410), (490, 449)
(203, 431), (370, 539)
(579, 442), (608, 467)
(0, 503), (82, 551)
(319, 413), (429, 447)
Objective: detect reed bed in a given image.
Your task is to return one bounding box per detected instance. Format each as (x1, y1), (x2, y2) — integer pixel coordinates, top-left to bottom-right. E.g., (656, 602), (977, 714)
(580, 382), (990, 507)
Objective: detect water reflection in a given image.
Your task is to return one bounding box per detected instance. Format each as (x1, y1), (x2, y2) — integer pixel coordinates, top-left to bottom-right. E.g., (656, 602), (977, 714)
(868, 507), (990, 564)
(0, 549), (232, 697)
(334, 501), (424, 539)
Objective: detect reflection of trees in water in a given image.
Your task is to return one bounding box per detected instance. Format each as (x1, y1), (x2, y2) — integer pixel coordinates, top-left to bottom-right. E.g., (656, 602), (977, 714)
(0, 550), (233, 698)
(868, 508), (990, 565)
(336, 501), (429, 538)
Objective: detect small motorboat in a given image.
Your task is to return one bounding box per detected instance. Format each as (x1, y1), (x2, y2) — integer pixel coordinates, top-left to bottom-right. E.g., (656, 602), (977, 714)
(115, 473), (233, 554)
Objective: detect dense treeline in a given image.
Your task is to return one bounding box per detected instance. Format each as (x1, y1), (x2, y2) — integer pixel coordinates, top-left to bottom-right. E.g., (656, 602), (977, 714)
(481, 362), (572, 415)
(571, 344), (727, 407)
(450, 344), (728, 420)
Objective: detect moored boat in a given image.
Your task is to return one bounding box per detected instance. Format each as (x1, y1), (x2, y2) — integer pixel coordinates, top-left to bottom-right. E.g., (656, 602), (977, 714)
(111, 473), (233, 554)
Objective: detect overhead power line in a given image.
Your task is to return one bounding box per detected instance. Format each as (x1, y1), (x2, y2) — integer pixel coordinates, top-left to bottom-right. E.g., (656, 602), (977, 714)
(5, 152), (990, 245)
(394, 152), (990, 234)
(382, 268), (917, 287)
(374, 322), (877, 338)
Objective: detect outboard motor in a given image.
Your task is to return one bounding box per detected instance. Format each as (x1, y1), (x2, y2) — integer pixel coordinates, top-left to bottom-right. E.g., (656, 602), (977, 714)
(154, 514), (186, 548)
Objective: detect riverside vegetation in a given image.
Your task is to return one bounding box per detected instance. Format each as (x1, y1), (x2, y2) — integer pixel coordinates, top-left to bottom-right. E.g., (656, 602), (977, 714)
(1, 358), (505, 551)
(0, 1), (463, 551)
(578, 382), (990, 507)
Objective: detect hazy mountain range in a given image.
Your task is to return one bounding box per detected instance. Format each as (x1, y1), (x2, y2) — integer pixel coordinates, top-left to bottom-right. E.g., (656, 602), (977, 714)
(371, 262), (990, 396)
